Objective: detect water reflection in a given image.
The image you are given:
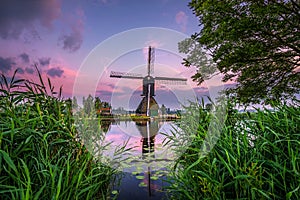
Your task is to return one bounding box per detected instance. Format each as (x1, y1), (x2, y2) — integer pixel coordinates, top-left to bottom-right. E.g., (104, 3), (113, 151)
(136, 121), (158, 158)
(100, 119), (176, 199)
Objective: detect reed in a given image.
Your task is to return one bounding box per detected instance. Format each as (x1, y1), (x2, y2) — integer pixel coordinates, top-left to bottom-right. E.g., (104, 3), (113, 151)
(167, 99), (300, 199)
(0, 69), (116, 199)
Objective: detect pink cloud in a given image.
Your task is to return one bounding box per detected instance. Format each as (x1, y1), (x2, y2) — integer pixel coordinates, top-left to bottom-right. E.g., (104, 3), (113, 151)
(175, 11), (188, 32)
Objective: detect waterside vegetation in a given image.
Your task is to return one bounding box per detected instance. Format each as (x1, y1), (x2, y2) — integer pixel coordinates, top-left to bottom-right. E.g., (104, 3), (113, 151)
(0, 70), (116, 199)
(167, 100), (300, 199)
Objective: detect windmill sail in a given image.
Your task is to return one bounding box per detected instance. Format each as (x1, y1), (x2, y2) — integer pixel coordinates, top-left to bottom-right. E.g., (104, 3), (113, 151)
(147, 46), (155, 76)
(110, 46), (187, 116)
(110, 71), (143, 79)
(150, 47), (155, 75)
(155, 76), (187, 85)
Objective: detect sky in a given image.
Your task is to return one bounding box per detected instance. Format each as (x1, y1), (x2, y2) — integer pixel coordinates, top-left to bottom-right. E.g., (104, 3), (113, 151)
(0, 0), (227, 110)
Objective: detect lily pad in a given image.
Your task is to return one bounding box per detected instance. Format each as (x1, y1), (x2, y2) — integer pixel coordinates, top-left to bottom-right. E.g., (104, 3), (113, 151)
(136, 175), (145, 180)
(138, 182), (147, 187)
(111, 190), (118, 195)
(150, 176), (159, 180)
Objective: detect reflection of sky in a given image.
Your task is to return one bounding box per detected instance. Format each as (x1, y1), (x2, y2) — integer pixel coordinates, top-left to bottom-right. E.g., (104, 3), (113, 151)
(102, 121), (178, 172)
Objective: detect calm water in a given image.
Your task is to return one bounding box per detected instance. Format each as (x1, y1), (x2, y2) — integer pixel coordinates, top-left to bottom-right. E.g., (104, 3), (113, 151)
(100, 120), (178, 199)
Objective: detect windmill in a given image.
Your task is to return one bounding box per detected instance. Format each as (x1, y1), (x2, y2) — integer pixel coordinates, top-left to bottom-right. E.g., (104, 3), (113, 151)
(110, 46), (187, 116)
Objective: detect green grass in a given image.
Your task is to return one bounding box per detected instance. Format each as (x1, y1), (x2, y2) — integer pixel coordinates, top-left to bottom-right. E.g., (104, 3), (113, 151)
(0, 69), (116, 199)
(166, 100), (300, 199)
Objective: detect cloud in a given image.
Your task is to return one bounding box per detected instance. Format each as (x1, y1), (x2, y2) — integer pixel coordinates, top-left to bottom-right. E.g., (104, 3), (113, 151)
(39, 57), (51, 67)
(0, 57), (15, 73)
(59, 10), (84, 52)
(0, 0), (61, 39)
(47, 67), (64, 78)
(17, 67), (25, 74)
(175, 11), (188, 32)
(25, 67), (35, 74)
(19, 53), (30, 63)
(97, 90), (113, 97)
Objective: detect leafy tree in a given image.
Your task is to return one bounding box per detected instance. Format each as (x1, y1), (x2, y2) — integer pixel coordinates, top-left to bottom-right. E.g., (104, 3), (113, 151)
(94, 97), (102, 110)
(180, 0), (300, 105)
(102, 101), (111, 108)
(72, 96), (78, 111)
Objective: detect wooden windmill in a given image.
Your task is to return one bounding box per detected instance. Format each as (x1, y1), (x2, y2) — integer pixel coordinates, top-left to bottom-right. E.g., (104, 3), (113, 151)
(110, 46), (187, 116)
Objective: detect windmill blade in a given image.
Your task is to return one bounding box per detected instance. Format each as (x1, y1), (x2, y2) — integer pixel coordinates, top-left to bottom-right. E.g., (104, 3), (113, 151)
(150, 47), (155, 75)
(110, 71), (143, 79)
(147, 46), (155, 76)
(155, 76), (187, 85)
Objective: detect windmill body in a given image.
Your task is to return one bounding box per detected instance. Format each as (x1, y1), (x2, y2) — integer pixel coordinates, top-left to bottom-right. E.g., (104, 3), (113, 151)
(110, 46), (187, 116)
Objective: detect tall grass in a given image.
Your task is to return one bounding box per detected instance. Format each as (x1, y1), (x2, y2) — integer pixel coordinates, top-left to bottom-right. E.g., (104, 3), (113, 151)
(0, 69), (115, 199)
(167, 100), (300, 199)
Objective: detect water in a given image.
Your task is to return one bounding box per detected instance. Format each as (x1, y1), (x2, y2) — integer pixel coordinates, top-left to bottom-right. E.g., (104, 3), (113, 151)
(100, 120), (178, 199)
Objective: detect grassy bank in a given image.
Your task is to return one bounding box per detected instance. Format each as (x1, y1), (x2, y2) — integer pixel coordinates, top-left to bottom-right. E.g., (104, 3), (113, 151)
(167, 101), (300, 199)
(0, 70), (116, 199)
(100, 115), (181, 122)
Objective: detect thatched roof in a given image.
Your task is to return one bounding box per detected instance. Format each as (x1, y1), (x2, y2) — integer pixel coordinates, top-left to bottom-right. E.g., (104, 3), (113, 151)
(136, 96), (159, 116)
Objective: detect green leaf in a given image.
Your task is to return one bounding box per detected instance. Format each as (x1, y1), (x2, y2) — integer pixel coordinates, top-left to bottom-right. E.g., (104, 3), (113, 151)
(135, 175), (144, 180)
(0, 150), (17, 174)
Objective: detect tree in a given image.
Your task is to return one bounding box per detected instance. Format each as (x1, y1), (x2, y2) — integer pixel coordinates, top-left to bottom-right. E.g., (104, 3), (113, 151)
(161, 104), (167, 116)
(180, 0), (300, 105)
(94, 97), (102, 111)
(72, 96), (78, 111)
(83, 94), (94, 115)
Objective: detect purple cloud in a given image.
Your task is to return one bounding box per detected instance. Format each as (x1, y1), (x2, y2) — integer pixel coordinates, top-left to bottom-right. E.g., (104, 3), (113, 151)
(17, 67), (25, 74)
(47, 67), (64, 78)
(25, 67), (35, 74)
(39, 57), (51, 67)
(59, 12), (84, 52)
(97, 90), (113, 97)
(19, 53), (30, 63)
(0, 57), (15, 73)
(0, 0), (61, 39)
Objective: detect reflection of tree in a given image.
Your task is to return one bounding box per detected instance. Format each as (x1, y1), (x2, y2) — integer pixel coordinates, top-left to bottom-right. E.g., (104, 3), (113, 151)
(100, 120), (112, 133)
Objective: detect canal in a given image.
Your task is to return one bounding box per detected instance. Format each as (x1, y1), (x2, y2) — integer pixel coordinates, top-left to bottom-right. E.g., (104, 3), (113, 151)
(100, 120), (179, 199)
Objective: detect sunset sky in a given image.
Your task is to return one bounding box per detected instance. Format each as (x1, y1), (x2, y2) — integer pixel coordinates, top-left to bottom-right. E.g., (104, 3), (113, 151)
(0, 0), (226, 109)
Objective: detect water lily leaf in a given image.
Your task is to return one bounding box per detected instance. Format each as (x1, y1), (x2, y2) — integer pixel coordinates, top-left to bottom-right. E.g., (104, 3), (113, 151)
(111, 190), (118, 195)
(136, 175), (144, 180)
(138, 182), (147, 187)
(132, 171), (138, 175)
(150, 176), (159, 180)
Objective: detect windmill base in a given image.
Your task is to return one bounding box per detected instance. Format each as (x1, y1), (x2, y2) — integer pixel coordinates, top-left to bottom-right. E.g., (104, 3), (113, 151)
(136, 96), (159, 116)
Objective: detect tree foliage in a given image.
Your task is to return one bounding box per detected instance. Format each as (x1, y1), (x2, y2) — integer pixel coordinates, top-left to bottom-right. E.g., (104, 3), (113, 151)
(180, 0), (300, 104)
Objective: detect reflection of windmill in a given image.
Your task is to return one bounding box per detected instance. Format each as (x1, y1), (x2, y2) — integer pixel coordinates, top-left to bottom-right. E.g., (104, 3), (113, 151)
(135, 120), (160, 197)
(110, 46), (187, 116)
(135, 120), (160, 157)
